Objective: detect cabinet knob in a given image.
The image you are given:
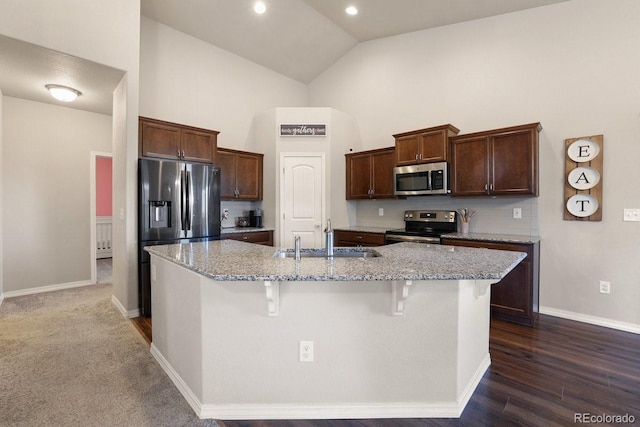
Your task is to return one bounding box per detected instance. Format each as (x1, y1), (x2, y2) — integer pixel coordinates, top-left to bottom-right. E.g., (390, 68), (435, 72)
(356, 236), (363, 239)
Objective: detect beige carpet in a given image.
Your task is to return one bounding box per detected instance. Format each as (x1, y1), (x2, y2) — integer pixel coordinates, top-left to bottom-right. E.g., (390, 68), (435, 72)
(0, 284), (219, 427)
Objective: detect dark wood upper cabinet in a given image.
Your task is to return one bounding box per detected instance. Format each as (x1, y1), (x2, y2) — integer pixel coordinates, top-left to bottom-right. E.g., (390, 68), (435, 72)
(217, 147), (263, 200)
(139, 116), (218, 164)
(450, 122), (541, 197)
(394, 124), (459, 165)
(346, 147), (396, 200)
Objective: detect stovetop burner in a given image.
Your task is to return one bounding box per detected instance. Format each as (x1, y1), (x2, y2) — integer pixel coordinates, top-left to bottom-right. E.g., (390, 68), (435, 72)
(385, 210), (458, 243)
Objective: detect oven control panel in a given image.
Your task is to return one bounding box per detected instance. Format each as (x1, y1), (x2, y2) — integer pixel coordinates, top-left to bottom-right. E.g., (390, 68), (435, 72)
(403, 210), (456, 223)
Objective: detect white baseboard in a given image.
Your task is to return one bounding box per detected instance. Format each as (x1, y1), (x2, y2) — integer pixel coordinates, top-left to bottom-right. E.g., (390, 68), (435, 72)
(2, 280), (94, 299)
(150, 344), (487, 420)
(540, 306), (640, 334)
(111, 295), (140, 318)
(0, 291), (4, 306)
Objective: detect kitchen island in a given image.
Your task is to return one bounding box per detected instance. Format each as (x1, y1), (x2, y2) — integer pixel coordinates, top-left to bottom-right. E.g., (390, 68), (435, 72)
(145, 240), (526, 420)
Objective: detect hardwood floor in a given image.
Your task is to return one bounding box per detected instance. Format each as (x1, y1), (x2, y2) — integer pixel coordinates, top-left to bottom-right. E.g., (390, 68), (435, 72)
(133, 314), (640, 426)
(131, 316), (152, 345)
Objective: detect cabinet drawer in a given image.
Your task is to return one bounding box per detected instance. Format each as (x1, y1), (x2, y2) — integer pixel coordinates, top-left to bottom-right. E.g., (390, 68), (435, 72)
(334, 231), (386, 247)
(222, 231), (273, 246)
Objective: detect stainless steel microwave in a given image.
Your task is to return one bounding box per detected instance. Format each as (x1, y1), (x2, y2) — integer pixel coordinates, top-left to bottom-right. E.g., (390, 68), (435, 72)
(394, 162), (450, 196)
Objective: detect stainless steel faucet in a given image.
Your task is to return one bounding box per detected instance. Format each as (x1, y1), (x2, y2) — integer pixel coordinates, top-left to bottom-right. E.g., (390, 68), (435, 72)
(294, 235), (301, 261)
(324, 219), (334, 257)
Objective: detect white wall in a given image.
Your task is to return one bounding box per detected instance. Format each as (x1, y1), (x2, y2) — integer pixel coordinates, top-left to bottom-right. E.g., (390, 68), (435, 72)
(139, 17), (308, 150)
(2, 97), (112, 291)
(0, 0), (140, 313)
(0, 89), (3, 301)
(309, 0), (640, 329)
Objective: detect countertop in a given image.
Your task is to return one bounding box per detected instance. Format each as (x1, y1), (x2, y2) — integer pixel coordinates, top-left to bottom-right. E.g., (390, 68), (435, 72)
(441, 232), (540, 244)
(145, 239), (526, 282)
(220, 227), (275, 235)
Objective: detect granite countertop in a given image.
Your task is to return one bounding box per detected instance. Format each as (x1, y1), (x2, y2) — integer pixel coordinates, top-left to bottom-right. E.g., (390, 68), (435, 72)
(442, 232), (540, 244)
(145, 239), (526, 282)
(333, 226), (393, 234)
(221, 227), (275, 235)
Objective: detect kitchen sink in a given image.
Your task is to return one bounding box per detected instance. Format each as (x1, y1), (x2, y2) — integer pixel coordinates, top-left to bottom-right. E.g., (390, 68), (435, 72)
(273, 248), (381, 259)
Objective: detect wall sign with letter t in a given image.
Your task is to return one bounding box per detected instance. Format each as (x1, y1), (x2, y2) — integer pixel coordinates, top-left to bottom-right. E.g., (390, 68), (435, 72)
(564, 134), (603, 221)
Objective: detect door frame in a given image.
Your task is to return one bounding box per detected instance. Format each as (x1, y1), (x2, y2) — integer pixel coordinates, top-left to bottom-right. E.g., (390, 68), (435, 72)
(278, 152), (326, 248)
(90, 150), (112, 284)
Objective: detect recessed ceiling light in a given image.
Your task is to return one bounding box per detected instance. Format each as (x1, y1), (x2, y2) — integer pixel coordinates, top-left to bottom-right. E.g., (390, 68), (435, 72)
(45, 84), (82, 102)
(346, 6), (358, 16)
(254, 1), (266, 14)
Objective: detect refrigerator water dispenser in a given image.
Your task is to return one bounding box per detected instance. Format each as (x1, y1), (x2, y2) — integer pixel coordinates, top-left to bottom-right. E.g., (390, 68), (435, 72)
(149, 201), (171, 228)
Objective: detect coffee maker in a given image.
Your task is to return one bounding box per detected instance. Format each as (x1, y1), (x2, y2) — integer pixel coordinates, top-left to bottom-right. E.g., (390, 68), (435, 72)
(249, 209), (263, 228)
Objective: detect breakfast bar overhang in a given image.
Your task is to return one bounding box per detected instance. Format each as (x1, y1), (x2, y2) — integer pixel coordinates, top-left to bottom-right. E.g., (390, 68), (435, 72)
(145, 240), (526, 420)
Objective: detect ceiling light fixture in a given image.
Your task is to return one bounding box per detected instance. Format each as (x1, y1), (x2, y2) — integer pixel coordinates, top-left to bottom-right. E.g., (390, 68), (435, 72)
(254, 1), (266, 14)
(45, 84), (82, 102)
(345, 6), (358, 16)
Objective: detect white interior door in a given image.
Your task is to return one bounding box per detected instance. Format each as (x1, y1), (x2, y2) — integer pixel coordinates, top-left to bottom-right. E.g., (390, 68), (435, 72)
(280, 154), (325, 249)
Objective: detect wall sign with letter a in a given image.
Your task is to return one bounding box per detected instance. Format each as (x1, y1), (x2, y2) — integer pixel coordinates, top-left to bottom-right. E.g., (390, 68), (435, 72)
(564, 134), (603, 221)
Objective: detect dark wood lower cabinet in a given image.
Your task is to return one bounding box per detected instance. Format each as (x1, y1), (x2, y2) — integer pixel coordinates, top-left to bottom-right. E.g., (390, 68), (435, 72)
(442, 238), (540, 326)
(334, 230), (386, 247)
(221, 230), (273, 246)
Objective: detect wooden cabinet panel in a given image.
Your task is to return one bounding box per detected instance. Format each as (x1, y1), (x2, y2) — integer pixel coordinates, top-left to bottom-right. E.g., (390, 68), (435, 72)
(394, 124), (459, 166)
(222, 230), (273, 246)
(181, 128), (216, 163)
(370, 149), (395, 198)
(140, 119), (181, 160)
(449, 135), (490, 196)
(346, 147), (395, 200)
(335, 230), (386, 247)
(450, 123), (540, 197)
(217, 147), (263, 201)
(441, 238), (539, 326)
(139, 117), (218, 164)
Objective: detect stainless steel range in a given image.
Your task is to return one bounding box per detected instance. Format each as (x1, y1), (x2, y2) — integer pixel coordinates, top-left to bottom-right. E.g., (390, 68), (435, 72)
(385, 210), (457, 244)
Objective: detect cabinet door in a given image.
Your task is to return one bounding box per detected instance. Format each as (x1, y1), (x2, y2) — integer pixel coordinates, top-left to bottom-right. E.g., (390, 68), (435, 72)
(419, 130), (448, 163)
(450, 136), (490, 196)
(236, 152), (263, 200)
(395, 135), (421, 166)
(346, 152), (373, 199)
(217, 149), (237, 200)
(442, 239), (538, 326)
(181, 128), (216, 163)
(140, 120), (181, 159)
(491, 128), (537, 196)
(370, 149), (396, 198)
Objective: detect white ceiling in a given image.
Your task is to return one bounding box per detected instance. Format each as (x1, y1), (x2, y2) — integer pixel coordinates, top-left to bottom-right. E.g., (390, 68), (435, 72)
(141, 0), (568, 83)
(0, 0), (567, 115)
(0, 35), (124, 115)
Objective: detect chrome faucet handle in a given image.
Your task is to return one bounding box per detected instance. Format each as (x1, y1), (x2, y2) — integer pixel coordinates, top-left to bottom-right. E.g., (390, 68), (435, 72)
(294, 235), (302, 261)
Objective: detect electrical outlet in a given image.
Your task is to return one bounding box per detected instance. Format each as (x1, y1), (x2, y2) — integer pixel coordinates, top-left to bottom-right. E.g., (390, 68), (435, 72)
(378, 208), (384, 216)
(623, 208), (640, 222)
(599, 280), (611, 294)
(222, 209), (229, 220)
(299, 341), (314, 362)
(513, 208), (522, 219)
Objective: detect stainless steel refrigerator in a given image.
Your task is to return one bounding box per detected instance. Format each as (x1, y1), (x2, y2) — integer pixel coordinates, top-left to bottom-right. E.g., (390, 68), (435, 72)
(138, 158), (221, 317)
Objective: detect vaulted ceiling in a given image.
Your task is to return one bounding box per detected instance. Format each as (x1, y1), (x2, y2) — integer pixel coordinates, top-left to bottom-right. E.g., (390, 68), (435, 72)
(0, 0), (567, 115)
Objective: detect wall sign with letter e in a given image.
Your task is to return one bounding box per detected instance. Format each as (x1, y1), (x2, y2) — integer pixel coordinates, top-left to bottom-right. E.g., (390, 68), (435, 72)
(564, 135), (603, 221)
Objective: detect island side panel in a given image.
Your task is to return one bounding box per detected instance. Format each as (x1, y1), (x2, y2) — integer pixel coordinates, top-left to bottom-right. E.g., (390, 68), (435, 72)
(150, 255), (204, 402)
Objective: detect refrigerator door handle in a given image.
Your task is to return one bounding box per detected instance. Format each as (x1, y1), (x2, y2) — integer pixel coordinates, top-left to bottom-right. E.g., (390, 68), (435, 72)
(185, 170), (192, 231)
(180, 169), (187, 232)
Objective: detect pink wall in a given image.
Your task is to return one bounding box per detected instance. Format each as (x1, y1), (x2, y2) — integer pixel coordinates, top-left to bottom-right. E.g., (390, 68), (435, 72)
(96, 156), (112, 216)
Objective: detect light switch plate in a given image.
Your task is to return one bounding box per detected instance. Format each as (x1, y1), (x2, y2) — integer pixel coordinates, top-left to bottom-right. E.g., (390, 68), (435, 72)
(623, 209), (640, 222)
